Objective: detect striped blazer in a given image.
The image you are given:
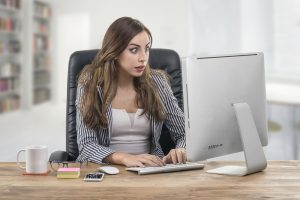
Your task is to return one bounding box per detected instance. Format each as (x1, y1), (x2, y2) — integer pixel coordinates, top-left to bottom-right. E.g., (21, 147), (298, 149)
(75, 73), (186, 164)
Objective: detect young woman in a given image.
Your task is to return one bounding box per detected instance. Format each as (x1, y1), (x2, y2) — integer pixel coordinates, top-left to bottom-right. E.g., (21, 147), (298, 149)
(76, 17), (186, 167)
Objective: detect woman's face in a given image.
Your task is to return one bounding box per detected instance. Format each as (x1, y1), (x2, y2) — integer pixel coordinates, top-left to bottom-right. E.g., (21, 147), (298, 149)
(117, 31), (150, 78)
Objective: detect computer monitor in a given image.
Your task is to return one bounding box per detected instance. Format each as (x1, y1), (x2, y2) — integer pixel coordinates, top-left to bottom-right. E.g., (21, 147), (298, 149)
(182, 52), (268, 176)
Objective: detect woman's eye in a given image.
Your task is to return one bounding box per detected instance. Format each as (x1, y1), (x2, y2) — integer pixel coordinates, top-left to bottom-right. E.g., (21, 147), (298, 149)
(146, 46), (150, 52)
(130, 48), (138, 53)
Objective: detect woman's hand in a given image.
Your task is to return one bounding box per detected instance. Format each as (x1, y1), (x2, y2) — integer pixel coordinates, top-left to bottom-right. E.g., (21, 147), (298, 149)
(163, 148), (187, 164)
(105, 152), (165, 167)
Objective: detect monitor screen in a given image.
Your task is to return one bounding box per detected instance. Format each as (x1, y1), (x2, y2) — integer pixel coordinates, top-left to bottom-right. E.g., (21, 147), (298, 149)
(182, 52), (268, 176)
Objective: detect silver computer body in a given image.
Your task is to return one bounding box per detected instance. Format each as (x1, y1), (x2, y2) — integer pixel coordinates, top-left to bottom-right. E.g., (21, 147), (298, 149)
(182, 52), (268, 176)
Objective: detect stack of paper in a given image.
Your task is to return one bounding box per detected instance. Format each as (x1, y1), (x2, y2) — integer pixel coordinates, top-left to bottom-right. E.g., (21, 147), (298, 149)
(57, 168), (80, 179)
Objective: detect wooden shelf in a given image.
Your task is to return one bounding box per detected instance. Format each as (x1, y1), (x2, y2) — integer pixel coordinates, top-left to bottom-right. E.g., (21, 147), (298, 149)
(34, 32), (49, 37)
(0, 74), (20, 79)
(34, 67), (49, 72)
(0, 5), (20, 13)
(0, 31), (20, 36)
(0, 90), (20, 98)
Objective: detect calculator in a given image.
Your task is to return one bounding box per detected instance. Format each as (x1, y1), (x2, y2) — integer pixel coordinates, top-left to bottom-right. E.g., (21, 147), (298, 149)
(84, 172), (104, 182)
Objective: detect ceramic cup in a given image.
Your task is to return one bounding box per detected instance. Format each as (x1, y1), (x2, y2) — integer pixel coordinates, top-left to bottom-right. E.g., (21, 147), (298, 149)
(16, 145), (48, 174)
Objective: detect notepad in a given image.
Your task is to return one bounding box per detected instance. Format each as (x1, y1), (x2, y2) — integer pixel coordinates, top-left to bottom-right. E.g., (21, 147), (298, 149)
(57, 168), (80, 179)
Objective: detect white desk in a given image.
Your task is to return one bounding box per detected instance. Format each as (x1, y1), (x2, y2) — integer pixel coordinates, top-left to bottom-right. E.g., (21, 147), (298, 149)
(266, 81), (300, 106)
(266, 80), (300, 159)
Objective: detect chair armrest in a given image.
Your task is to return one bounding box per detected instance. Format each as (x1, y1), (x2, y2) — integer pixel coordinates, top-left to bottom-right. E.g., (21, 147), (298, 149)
(49, 151), (69, 162)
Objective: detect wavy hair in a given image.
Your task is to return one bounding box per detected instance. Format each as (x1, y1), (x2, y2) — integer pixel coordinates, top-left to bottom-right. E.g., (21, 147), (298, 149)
(78, 17), (166, 131)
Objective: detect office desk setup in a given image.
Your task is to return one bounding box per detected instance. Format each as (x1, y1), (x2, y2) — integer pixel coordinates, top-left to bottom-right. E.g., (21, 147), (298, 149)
(1, 161), (300, 200)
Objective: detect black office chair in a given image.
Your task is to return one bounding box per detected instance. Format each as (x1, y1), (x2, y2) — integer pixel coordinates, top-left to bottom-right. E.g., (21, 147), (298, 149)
(49, 48), (183, 163)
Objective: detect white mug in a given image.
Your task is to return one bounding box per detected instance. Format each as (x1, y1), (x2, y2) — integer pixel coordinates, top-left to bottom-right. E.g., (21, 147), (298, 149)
(16, 145), (48, 174)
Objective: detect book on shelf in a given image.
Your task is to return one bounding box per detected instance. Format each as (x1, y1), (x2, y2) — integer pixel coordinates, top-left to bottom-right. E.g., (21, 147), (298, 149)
(0, 62), (20, 76)
(0, 17), (18, 32)
(34, 1), (51, 19)
(0, 39), (21, 54)
(0, 0), (21, 10)
(33, 88), (50, 104)
(57, 168), (80, 179)
(0, 95), (20, 113)
(0, 78), (19, 91)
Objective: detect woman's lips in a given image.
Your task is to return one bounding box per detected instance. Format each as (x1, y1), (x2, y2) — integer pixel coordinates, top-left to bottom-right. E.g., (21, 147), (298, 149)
(134, 65), (145, 72)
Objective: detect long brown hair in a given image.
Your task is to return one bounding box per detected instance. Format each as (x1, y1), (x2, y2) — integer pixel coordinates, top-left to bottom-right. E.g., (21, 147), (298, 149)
(78, 17), (166, 131)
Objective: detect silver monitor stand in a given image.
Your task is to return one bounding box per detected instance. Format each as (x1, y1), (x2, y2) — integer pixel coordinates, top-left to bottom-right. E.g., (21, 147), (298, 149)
(206, 102), (267, 176)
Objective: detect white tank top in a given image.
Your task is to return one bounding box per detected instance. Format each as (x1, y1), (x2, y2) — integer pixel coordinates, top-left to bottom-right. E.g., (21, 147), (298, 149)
(110, 108), (151, 154)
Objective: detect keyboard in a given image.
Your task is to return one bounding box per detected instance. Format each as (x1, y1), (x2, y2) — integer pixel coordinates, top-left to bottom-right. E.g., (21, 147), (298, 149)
(126, 162), (205, 175)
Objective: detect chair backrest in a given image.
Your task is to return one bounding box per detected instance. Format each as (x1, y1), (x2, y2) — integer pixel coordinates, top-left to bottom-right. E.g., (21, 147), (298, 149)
(66, 48), (183, 161)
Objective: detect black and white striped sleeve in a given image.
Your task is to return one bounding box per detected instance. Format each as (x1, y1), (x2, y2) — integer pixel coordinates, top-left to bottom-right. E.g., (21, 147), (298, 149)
(75, 85), (115, 164)
(154, 75), (186, 149)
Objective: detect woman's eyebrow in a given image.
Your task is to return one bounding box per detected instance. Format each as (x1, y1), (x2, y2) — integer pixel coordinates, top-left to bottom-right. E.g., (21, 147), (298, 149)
(129, 42), (151, 47)
(129, 43), (140, 47)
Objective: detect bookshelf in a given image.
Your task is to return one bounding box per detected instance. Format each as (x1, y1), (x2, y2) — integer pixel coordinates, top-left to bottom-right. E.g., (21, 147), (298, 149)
(0, 0), (52, 114)
(32, 0), (51, 104)
(0, 0), (22, 114)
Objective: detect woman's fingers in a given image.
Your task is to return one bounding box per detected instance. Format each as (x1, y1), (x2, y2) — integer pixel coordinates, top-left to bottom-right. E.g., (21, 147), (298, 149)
(124, 151), (187, 167)
(170, 150), (178, 164)
(138, 158), (156, 166)
(176, 148), (187, 164)
(181, 150), (187, 163)
(136, 161), (145, 168)
(182, 151), (186, 164)
(139, 154), (164, 167)
(176, 149), (183, 164)
(162, 155), (169, 164)
(163, 148), (187, 164)
(152, 155), (165, 166)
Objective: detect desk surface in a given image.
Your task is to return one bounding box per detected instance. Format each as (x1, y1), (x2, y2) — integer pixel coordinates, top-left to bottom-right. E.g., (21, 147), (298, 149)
(1, 161), (300, 200)
(266, 81), (300, 105)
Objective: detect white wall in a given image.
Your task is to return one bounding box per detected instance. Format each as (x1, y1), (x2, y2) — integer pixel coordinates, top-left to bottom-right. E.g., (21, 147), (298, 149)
(51, 0), (189, 104)
(189, 0), (242, 56)
(240, 0), (274, 73)
(273, 0), (300, 76)
(0, 103), (66, 161)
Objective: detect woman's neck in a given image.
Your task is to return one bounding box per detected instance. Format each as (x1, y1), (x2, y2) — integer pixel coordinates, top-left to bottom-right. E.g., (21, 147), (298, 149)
(112, 69), (139, 112)
(117, 69), (135, 89)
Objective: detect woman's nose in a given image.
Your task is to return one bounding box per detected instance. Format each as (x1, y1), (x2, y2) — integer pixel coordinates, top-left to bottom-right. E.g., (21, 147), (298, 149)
(139, 51), (148, 63)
